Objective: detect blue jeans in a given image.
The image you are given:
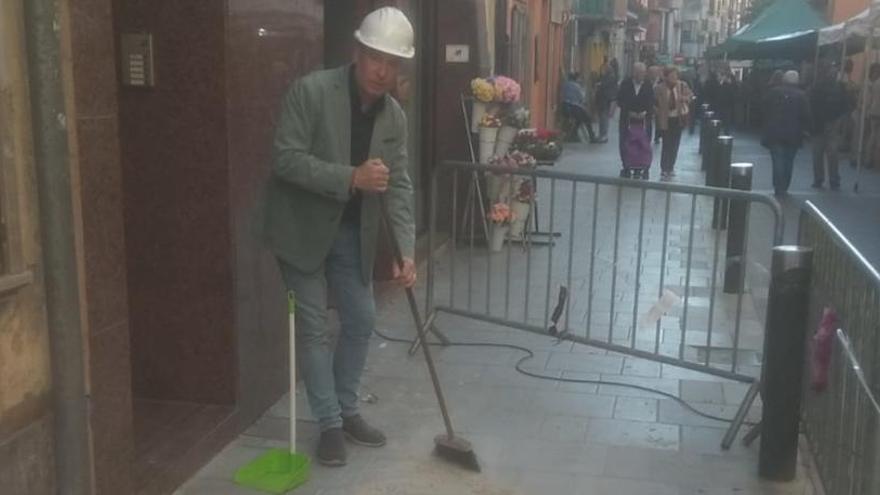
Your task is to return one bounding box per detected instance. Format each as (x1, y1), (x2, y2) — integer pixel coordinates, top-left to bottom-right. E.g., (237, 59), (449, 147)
(770, 144), (798, 194)
(277, 221), (375, 431)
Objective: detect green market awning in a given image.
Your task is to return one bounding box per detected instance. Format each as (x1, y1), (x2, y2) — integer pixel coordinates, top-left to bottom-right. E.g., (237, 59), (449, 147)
(706, 0), (828, 60)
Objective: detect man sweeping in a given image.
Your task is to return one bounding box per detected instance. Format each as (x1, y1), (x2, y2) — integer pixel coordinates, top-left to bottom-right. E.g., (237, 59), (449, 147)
(261, 7), (417, 467)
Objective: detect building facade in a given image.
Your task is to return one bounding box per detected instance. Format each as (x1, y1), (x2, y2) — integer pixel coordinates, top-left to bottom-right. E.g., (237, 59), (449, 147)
(0, 0), (533, 493)
(644, 0), (683, 64)
(681, 0), (748, 61)
(571, 0), (628, 78)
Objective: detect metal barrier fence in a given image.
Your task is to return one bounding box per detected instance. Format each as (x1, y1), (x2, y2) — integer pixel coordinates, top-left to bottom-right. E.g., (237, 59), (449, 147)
(799, 201), (880, 495)
(426, 161), (783, 387)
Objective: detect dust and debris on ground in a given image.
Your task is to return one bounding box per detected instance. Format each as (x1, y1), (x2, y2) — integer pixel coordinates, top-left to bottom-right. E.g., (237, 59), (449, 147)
(353, 460), (522, 495)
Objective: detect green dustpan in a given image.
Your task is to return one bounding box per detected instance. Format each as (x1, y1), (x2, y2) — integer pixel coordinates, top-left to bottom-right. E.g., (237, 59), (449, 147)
(234, 449), (310, 494)
(235, 292), (311, 493)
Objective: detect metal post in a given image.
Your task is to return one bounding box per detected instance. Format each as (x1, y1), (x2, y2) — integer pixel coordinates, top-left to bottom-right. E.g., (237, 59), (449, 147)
(724, 163), (752, 293)
(23, 0), (93, 493)
(759, 246), (813, 482)
(711, 135), (733, 230)
(702, 119), (721, 172)
(855, 6), (877, 193)
(700, 108), (714, 155)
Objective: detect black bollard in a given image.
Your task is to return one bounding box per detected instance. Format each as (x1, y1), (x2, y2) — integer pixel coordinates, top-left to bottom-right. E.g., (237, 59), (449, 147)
(699, 109), (714, 155)
(758, 246), (813, 482)
(724, 163), (753, 294)
(711, 136), (733, 230)
(702, 119), (721, 172)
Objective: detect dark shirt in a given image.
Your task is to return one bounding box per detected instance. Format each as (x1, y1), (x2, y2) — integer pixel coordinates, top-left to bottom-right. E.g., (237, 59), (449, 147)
(710, 77), (737, 117)
(616, 78), (655, 122)
(762, 84), (811, 147)
(809, 79), (853, 132)
(343, 66), (385, 224)
(596, 70), (619, 107)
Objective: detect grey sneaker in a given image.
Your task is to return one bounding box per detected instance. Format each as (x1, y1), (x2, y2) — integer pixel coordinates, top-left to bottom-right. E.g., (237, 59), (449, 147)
(317, 428), (347, 466)
(342, 415), (386, 447)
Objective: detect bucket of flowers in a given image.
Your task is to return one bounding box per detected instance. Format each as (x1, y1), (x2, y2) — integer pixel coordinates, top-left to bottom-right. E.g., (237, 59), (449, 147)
(470, 77), (496, 132)
(509, 180), (535, 238)
(487, 202), (515, 252)
(493, 75), (522, 105)
(496, 106), (530, 156)
(486, 150), (536, 202)
(478, 113), (503, 164)
(514, 128), (564, 162)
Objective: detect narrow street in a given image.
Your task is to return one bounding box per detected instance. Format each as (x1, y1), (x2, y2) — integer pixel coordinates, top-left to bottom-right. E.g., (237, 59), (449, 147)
(176, 126), (832, 495)
(5, 2), (880, 494)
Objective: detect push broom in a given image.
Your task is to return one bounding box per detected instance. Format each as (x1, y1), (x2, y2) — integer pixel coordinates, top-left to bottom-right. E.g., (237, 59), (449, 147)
(380, 195), (481, 472)
(233, 291), (310, 493)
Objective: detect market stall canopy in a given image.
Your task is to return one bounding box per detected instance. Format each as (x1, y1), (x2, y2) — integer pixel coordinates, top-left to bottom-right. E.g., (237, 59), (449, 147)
(818, 1), (880, 50)
(706, 0), (827, 60)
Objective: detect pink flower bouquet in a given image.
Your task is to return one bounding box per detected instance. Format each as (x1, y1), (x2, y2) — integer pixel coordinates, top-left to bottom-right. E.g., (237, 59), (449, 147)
(493, 75), (521, 104)
(488, 202), (515, 225)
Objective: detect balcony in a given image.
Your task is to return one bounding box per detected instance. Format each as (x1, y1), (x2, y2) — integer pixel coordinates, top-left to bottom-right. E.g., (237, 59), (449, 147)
(575, 0), (614, 18)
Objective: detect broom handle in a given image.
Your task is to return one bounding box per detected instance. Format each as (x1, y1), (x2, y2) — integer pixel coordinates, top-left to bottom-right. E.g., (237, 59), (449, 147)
(288, 291), (297, 454)
(378, 195), (457, 439)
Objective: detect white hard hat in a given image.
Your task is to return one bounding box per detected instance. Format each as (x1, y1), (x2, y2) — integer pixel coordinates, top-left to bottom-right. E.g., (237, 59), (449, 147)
(354, 7), (415, 59)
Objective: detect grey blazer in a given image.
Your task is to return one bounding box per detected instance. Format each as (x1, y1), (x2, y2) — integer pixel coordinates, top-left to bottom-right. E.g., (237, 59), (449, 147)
(260, 65), (415, 283)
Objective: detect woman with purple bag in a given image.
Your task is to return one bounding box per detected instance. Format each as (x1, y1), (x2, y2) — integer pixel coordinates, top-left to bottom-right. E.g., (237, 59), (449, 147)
(616, 62), (655, 179)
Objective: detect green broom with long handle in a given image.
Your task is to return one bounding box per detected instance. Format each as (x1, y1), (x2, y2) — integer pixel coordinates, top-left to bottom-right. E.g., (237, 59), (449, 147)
(234, 291), (310, 493)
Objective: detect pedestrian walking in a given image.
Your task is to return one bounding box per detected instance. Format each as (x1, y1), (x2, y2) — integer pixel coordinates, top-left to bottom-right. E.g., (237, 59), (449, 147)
(561, 72), (600, 142)
(261, 6), (417, 467)
(761, 70), (811, 196)
(617, 62), (655, 179)
(768, 70), (784, 89)
(655, 67), (694, 180)
(595, 57), (618, 142)
(809, 61), (854, 190)
(648, 65), (663, 144)
(839, 58), (859, 157)
(714, 68), (738, 132)
(866, 63), (880, 169)
(684, 67), (701, 135)
(704, 66), (737, 131)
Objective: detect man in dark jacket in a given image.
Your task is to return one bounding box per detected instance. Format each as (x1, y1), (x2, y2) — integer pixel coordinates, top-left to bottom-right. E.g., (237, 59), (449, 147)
(684, 68), (702, 135)
(648, 65), (663, 143)
(617, 62), (655, 178)
(762, 70), (812, 196)
(595, 58), (619, 142)
(810, 61), (854, 189)
(704, 68), (736, 130)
